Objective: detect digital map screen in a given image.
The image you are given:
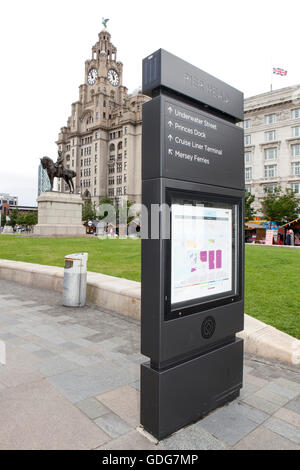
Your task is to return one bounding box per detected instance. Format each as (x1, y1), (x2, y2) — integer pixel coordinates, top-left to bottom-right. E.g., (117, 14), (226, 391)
(171, 202), (234, 305)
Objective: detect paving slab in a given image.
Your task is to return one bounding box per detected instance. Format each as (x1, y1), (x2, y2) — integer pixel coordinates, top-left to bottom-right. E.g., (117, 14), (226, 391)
(263, 417), (300, 444)
(96, 385), (140, 427)
(233, 426), (300, 450)
(285, 397), (300, 414)
(0, 379), (110, 450)
(274, 407), (300, 428)
(199, 402), (260, 446)
(157, 423), (228, 450)
(97, 430), (157, 450)
(94, 412), (132, 439)
(75, 397), (110, 420)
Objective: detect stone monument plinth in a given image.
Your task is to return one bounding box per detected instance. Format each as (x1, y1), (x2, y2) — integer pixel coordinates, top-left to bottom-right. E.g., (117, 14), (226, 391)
(33, 192), (85, 237)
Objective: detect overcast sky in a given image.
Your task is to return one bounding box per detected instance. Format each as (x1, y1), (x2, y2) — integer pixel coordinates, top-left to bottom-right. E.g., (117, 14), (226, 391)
(1, 0), (300, 206)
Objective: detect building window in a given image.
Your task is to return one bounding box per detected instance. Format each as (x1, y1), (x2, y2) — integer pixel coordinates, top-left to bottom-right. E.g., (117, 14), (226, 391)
(94, 188), (97, 196)
(108, 188), (114, 197)
(124, 174), (127, 183)
(245, 187), (251, 194)
(109, 165), (115, 174)
(244, 135), (251, 146)
(264, 185), (277, 193)
(72, 160), (74, 167)
(117, 187), (122, 196)
(108, 177), (115, 185)
(124, 151), (127, 159)
(124, 186), (127, 195)
(117, 175), (122, 185)
(292, 126), (300, 137)
(124, 127), (128, 135)
(245, 167), (252, 181)
(292, 144), (300, 157)
(265, 114), (276, 125)
(264, 164), (277, 178)
(245, 152), (252, 164)
(95, 143), (98, 151)
(124, 138), (127, 147)
(291, 109), (300, 119)
(292, 162), (300, 176)
(244, 119), (251, 129)
(291, 183), (300, 194)
(264, 147), (277, 161)
(117, 163), (122, 173)
(265, 130), (276, 142)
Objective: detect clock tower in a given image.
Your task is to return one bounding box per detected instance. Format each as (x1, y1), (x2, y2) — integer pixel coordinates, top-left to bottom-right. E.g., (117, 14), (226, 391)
(56, 22), (150, 207)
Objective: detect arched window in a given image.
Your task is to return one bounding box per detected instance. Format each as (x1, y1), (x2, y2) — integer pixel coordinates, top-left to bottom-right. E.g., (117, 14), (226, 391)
(109, 143), (115, 152)
(118, 142), (123, 151)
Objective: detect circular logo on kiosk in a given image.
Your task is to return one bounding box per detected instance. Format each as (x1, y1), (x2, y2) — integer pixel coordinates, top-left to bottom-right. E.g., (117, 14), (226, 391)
(201, 316), (216, 339)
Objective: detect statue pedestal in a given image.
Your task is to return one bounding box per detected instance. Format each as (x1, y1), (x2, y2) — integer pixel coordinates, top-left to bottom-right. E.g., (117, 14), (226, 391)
(33, 192), (86, 237)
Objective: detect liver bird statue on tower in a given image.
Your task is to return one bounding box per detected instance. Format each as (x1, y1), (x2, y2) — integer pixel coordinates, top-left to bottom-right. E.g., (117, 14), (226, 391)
(102, 17), (110, 29)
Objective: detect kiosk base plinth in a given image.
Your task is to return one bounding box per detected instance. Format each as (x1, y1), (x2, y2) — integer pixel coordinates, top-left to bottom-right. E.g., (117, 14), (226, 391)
(141, 338), (243, 441)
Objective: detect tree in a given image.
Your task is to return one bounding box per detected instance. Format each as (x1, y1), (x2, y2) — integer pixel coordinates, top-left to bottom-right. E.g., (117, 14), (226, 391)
(24, 212), (38, 226)
(261, 186), (300, 225)
(7, 209), (20, 226)
(244, 191), (256, 221)
(16, 213), (26, 226)
(1, 212), (6, 226)
(82, 200), (96, 223)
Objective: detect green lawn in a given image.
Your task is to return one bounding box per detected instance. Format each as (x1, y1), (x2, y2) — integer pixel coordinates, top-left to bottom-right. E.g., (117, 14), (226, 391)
(0, 236), (299, 339)
(0, 236), (141, 282)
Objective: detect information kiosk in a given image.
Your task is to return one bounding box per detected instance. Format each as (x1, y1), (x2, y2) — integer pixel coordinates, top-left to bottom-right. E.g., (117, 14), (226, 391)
(141, 49), (245, 440)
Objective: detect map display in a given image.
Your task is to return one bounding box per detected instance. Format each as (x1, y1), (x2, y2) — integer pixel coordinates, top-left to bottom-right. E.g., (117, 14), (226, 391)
(171, 203), (233, 305)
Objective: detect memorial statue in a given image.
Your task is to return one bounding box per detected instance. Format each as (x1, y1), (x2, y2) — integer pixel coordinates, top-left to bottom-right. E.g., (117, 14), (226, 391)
(40, 151), (76, 193)
(102, 17), (109, 29)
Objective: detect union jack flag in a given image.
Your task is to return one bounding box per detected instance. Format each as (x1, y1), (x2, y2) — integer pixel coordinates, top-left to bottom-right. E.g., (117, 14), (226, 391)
(273, 67), (287, 76)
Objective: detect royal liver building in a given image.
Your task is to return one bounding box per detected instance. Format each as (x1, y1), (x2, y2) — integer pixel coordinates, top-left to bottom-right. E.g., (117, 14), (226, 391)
(56, 22), (149, 206)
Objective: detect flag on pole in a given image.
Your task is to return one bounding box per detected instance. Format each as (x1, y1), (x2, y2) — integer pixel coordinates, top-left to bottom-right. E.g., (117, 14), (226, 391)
(273, 67), (287, 76)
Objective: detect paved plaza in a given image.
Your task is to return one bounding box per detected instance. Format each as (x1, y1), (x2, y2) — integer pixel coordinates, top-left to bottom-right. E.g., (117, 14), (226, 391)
(0, 280), (299, 450)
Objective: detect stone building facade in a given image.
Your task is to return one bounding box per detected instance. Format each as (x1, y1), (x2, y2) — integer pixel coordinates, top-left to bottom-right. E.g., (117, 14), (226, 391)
(243, 85), (300, 213)
(56, 26), (150, 207)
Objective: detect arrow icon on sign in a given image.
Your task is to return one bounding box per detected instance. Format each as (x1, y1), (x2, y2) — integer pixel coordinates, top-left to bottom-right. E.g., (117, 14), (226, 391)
(168, 106), (173, 114)
(168, 149), (173, 155)
(168, 121), (174, 128)
(168, 135), (173, 141)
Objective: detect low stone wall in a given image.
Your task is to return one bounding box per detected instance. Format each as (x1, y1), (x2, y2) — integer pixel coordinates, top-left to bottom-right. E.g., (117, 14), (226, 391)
(0, 259), (140, 320)
(0, 259), (299, 365)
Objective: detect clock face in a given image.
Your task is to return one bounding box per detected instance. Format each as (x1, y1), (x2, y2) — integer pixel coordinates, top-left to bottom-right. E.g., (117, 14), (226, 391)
(107, 69), (120, 87)
(88, 68), (98, 85)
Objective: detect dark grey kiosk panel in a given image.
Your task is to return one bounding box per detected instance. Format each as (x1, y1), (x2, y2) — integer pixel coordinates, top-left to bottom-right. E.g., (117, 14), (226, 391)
(141, 49), (245, 440)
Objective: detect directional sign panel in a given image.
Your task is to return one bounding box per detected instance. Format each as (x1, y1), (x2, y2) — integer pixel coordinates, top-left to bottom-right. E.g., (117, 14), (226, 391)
(142, 95), (244, 190)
